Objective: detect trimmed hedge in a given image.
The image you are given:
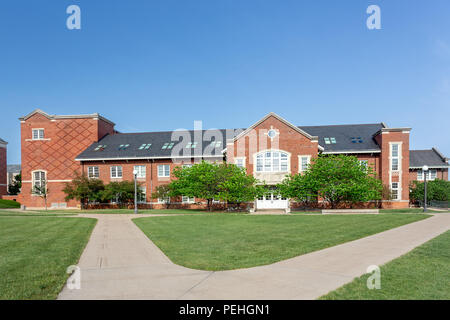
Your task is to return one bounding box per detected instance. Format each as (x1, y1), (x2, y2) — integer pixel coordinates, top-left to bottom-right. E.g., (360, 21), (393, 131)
(0, 199), (21, 208)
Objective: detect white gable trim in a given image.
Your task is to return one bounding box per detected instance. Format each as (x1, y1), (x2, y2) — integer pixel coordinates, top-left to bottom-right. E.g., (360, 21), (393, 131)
(233, 112), (318, 142)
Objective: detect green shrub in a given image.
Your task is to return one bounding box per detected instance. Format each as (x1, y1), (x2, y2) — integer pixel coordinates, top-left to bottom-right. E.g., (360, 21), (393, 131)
(0, 199), (21, 208)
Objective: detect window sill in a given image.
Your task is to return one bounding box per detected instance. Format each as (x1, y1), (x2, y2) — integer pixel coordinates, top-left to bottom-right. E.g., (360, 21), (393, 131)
(26, 138), (51, 142)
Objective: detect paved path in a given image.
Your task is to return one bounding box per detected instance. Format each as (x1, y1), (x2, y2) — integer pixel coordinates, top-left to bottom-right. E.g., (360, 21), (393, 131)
(58, 213), (450, 300)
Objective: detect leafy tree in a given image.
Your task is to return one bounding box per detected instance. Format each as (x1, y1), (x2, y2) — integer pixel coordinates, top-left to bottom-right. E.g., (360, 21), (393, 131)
(151, 184), (173, 209)
(217, 164), (264, 210)
(171, 161), (225, 211)
(63, 172), (105, 209)
(281, 155), (382, 208)
(32, 179), (49, 211)
(100, 181), (142, 206)
(410, 179), (450, 203)
(8, 173), (21, 195)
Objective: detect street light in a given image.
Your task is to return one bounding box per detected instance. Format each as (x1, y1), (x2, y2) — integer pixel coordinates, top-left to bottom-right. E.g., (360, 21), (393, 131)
(422, 165), (429, 212)
(133, 169), (138, 214)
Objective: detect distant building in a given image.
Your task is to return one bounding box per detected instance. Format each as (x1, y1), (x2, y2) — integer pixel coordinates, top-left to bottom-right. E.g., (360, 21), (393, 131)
(7, 164), (21, 187)
(0, 138), (7, 195)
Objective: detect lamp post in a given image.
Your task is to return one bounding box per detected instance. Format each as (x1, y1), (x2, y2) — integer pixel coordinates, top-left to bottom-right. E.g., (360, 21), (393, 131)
(422, 165), (428, 212)
(133, 169), (138, 214)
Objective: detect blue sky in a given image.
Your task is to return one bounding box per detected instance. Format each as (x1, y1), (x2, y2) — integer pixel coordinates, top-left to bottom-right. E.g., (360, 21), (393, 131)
(1, 0), (449, 164)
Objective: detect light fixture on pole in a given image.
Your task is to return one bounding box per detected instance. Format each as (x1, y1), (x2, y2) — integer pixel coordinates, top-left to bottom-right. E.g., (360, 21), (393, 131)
(133, 169), (138, 214)
(422, 165), (429, 212)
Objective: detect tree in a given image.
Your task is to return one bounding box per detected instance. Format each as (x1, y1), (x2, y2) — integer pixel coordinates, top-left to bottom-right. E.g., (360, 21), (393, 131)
(151, 184), (173, 209)
(100, 181), (142, 207)
(32, 179), (49, 211)
(217, 164), (264, 210)
(281, 155), (382, 209)
(171, 161), (224, 211)
(410, 179), (450, 203)
(63, 172), (105, 209)
(8, 173), (21, 195)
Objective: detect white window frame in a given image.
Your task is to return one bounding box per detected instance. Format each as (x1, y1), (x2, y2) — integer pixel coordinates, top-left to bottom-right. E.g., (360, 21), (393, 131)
(32, 170), (46, 195)
(110, 166), (123, 178)
(158, 164), (170, 177)
(32, 128), (45, 140)
(254, 150), (290, 173)
(134, 165), (146, 179)
(157, 196), (170, 204)
(298, 155), (311, 173)
(138, 186), (147, 203)
(234, 157), (246, 169)
(390, 143), (401, 172)
(391, 182), (399, 200)
(417, 169), (437, 181)
(182, 195), (195, 204)
(88, 166), (99, 178)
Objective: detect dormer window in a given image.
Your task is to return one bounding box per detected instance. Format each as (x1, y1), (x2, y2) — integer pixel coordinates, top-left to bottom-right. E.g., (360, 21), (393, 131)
(162, 142), (175, 150)
(138, 143), (152, 150)
(94, 145), (107, 151)
(32, 129), (45, 140)
(351, 137), (363, 143)
(185, 142), (198, 149)
(210, 141), (222, 148)
(324, 137), (336, 144)
(118, 144), (130, 150)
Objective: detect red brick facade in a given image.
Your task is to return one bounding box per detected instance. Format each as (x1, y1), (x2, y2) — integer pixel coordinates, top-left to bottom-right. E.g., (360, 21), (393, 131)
(14, 110), (448, 209)
(18, 110), (114, 208)
(0, 141), (7, 195)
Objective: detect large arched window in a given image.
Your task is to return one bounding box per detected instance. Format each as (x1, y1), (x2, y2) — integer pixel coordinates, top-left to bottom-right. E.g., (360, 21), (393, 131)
(256, 151), (289, 172)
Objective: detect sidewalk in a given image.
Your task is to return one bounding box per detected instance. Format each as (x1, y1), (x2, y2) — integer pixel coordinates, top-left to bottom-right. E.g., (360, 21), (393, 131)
(58, 213), (450, 300)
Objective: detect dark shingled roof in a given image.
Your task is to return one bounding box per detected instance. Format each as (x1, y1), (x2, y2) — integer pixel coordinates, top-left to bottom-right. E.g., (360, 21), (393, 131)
(0, 138), (7, 144)
(409, 149), (449, 168)
(76, 129), (244, 160)
(76, 123), (385, 160)
(300, 123), (384, 153)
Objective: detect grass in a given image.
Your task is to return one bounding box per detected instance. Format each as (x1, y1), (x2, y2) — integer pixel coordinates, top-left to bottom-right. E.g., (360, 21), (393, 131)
(0, 217), (96, 299)
(26, 208), (222, 215)
(321, 230), (450, 300)
(0, 199), (21, 209)
(380, 208), (445, 214)
(0, 209), (77, 217)
(133, 214), (429, 271)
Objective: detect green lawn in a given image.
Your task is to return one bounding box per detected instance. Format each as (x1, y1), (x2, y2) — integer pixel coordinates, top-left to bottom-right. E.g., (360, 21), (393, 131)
(133, 214), (429, 271)
(380, 208), (446, 214)
(321, 230), (450, 300)
(27, 208), (220, 215)
(0, 217), (96, 299)
(0, 199), (21, 208)
(0, 209), (77, 217)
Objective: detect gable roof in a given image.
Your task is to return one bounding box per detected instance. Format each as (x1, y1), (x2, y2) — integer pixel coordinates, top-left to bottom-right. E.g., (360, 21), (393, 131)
(19, 109), (115, 126)
(300, 123), (384, 154)
(233, 112), (318, 142)
(75, 129), (237, 161)
(410, 148), (449, 168)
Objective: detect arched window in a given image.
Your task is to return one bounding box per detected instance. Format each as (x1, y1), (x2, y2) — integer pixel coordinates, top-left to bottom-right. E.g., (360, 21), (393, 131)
(32, 171), (46, 194)
(256, 151), (289, 172)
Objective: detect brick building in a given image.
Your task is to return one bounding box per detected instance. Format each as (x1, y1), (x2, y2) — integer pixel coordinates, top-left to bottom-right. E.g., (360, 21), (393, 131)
(0, 138), (7, 195)
(16, 110), (449, 209)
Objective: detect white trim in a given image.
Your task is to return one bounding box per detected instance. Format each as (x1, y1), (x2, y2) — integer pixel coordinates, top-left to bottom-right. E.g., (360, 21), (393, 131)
(110, 166), (123, 178)
(76, 155), (223, 161)
(25, 138), (51, 142)
(157, 164), (170, 178)
(322, 149), (381, 155)
(389, 142), (403, 201)
(253, 149), (291, 173)
(19, 109), (115, 126)
(232, 112), (318, 142)
(298, 155), (311, 173)
(410, 165), (449, 169)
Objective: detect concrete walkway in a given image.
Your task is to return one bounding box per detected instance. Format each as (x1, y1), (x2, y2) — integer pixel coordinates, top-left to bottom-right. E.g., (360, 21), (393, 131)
(58, 213), (450, 300)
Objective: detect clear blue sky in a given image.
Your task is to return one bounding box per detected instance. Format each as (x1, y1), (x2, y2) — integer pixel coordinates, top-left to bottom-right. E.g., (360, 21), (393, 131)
(1, 0), (449, 164)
